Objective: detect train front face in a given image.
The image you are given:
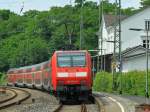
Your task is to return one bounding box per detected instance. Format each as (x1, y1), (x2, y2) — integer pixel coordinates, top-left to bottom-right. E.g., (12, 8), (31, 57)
(55, 51), (92, 101)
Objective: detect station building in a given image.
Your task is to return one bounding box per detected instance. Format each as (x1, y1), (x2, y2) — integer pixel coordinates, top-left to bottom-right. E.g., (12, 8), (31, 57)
(99, 7), (150, 72)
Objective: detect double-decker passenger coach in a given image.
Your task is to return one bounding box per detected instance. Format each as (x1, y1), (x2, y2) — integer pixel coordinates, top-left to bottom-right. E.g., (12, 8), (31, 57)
(7, 50), (93, 101)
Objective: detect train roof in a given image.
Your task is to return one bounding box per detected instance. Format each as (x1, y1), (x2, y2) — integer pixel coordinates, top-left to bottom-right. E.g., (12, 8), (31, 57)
(55, 50), (88, 53)
(7, 60), (50, 73)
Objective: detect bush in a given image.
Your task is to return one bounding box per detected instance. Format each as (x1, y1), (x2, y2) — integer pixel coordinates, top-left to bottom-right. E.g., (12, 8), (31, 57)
(93, 71), (150, 96)
(93, 71), (113, 92)
(0, 72), (6, 85)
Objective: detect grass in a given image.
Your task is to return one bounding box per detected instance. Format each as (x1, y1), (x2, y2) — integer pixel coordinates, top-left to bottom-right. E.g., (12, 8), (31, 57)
(93, 71), (150, 97)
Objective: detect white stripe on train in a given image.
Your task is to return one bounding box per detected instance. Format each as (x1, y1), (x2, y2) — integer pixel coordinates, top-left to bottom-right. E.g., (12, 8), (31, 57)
(57, 72), (87, 77)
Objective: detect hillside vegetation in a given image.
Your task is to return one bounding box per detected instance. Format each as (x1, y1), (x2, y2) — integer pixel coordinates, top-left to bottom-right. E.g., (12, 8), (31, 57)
(93, 71), (149, 96)
(0, 0), (149, 72)
(0, 0), (139, 72)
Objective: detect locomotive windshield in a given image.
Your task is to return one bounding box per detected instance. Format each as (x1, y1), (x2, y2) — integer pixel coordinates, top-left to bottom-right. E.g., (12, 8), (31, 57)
(57, 52), (86, 67)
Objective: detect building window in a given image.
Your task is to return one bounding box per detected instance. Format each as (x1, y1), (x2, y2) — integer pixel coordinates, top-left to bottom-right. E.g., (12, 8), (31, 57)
(143, 40), (149, 48)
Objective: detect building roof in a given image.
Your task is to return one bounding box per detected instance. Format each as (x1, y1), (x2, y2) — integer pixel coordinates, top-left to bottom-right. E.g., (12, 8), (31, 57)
(104, 14), (127, 27)
(122, 45), (143, 55)
(104, 7), (150, 28)
(121, 45), (150, 59)
(115, 45), (150, 60)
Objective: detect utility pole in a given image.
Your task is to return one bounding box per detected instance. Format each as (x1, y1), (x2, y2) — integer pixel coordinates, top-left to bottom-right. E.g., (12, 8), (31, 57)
(93, 57), (95, 78)
(80, 0), (83, 50)
(100, 2), (104, 71)
(129, 20), (150, 100)
(103, 49), (106, 71)
(97, 0), (104, 72)
(118, 0), (122, 94)
(97, 0), (101, 72)
(145, 19), (150, 98)
(112, 0), (122, 93)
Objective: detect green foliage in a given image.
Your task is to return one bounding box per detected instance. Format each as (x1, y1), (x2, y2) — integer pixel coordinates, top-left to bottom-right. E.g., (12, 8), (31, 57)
(0, 10), (11, 20)
(0, 33), (49, 71)
(93, 71), (113, 92)
(140, 0), (150, 8)
(102, 0), (116, 14)
(93, 71), (150, 96)
(0, 73), (6, 85)
(24, 10), (40, 18)
(0, 1), (139, 72)
(75, 0), (86, 6)
(121, 71), (145, 96)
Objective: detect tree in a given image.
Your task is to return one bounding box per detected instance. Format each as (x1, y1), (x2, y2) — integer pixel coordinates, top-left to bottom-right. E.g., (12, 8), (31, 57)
(24, 10), (40, 18)
(0, 14), (26, 40)
(0, 33), (49, 71)
(140, 0), (150, 8)
(0, 10), (11, 20)
(75, 0), (86, 6)
(102, 0), (116, 14)
(0, 1), (139, 72)
(121, 8), (138, 15)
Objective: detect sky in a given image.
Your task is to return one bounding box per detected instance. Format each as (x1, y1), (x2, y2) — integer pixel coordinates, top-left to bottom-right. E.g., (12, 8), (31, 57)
(0, 0), (141, 14)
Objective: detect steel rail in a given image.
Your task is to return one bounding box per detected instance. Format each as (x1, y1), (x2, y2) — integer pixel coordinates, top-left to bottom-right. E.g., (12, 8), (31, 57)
(93, 95), (105, 112)
(0, 89), (17, 104)
(81, 103), (87, 112)
(53, 103), (62, 112)
(0, 87), (31, 110)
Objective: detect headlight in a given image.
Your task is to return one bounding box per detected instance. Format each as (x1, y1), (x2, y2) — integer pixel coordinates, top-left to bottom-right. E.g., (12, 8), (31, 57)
(76, 72), (87, 77)
(57, 72), (68, 77)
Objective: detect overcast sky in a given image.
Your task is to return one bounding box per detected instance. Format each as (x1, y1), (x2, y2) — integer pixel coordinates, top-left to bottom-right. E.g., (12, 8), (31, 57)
(0, 0), (141, 14)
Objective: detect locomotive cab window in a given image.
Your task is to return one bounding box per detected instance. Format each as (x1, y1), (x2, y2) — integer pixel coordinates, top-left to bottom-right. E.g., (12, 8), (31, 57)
(57, 52), (86, 67)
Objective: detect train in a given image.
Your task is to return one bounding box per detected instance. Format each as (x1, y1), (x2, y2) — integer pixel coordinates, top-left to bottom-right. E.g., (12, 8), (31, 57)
(7, 50), (93, 101)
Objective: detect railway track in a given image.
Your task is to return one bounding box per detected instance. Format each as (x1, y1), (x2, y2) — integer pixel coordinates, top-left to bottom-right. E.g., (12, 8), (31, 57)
(54, 96), (102, 112)
(0, 87), (31, 110)
(0, 89), (17, 104)
(54, 104), (87, 112)
(0, 87), (104, 112)
(81, 104), (87, 112)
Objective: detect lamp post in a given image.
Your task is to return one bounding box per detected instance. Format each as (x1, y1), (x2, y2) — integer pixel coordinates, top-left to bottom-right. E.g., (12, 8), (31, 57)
(129, 19), (150, 98)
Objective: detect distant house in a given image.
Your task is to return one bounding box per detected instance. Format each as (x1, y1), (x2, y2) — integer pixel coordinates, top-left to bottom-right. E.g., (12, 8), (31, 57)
(99, 7), (150, 72)
(120, 45), (150, 72)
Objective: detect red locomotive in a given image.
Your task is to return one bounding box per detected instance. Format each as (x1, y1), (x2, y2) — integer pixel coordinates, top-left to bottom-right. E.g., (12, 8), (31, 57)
(7, 50), (93, 101)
